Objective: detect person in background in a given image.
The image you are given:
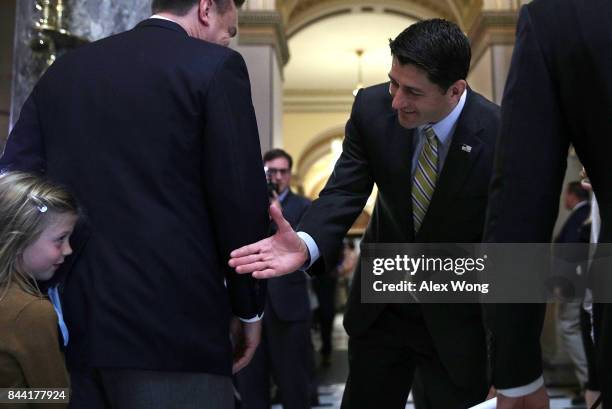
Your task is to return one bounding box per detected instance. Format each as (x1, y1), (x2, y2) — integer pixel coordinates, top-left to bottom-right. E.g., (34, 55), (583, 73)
(237, 149), (314, 409)
(312, 257), (338, 368)
(577, 172), (602, 409)
(553, 181), (590, 405)
(336, 241), (358, 313)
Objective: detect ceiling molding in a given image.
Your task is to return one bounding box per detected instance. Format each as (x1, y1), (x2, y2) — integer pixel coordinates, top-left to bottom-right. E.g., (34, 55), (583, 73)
(284, 89), (355, 113)
(455, 0), (484, 31)
(468, 10), (517, 67)
(285, 0), (454, 38)
(238, 10), (290, 68)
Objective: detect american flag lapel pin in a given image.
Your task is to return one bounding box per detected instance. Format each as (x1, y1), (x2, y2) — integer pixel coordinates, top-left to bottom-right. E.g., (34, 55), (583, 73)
(461, 144), (472, 153)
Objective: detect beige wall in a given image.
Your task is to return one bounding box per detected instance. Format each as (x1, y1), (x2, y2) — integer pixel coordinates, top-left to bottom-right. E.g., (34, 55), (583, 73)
(468, 48), (493, 102)
(283, 111), (350, 165)
(491, 44), (514, 104)
(468, 44), (514, 105)
(234, 44), (283, 155)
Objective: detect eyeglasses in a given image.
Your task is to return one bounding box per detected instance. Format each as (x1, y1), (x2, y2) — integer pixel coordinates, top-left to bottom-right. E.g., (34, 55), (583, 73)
(266, 168), (290, 176)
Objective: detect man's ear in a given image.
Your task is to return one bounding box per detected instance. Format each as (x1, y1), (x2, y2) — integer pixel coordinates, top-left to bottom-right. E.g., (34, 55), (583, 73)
(447, 79), (467, 102)
(198, 0), (212, 26)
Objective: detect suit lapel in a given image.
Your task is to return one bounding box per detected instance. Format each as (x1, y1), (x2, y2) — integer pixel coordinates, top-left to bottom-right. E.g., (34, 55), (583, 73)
(434, 128), (483, 199)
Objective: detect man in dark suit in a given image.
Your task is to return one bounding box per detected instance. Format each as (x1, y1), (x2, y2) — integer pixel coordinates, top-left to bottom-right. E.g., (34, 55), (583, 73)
(554, 181), (590, 402)
(0, 0), (269, 407)
(556, 182), (590, 245)
(483, 0), (612, 407)
(230, 19), (500, 409)
(236, 149), (313, 409)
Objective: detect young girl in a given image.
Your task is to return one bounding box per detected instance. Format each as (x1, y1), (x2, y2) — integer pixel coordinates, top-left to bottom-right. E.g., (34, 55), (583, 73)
(0, 171), (79, 399)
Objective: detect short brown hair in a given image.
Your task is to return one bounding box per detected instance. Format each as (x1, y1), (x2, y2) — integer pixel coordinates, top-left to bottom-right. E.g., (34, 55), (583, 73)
(263, 149), (293, 170)
(151, 0), (245, 16)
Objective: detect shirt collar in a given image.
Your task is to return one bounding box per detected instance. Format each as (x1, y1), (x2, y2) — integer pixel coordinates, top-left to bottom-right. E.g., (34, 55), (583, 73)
(418, 89), (467, 144)
(278, 188), (290, 202)
(150, 14), (178, 23)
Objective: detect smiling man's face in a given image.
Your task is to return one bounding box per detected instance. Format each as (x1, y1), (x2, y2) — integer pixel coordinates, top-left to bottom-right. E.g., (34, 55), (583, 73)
(388, 57), (458, 129)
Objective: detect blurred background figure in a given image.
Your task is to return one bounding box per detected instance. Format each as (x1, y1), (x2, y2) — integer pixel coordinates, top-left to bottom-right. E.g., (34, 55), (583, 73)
(553, 181), (590, 405)
(237, 149), (315, 409)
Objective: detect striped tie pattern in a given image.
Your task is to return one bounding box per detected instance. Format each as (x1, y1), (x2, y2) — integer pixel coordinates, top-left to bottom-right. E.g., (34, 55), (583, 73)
(412, 126), (439, 233)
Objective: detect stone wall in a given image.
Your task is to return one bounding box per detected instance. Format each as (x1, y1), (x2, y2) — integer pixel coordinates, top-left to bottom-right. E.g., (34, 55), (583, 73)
(0, 0), (16, 147)
(9, 0), (152, 138)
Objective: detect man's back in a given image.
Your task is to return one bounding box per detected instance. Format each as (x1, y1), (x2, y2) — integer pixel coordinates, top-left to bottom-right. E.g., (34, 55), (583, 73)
(484, 0), (612, 403)
(1, 18), (269, 376)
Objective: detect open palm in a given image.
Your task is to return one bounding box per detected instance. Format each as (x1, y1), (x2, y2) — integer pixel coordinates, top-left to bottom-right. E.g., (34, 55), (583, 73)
(229, 204), (309, 279)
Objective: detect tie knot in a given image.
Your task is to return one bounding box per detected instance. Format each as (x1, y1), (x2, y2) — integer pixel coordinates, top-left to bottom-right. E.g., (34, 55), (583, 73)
(423, 126), (437, 143)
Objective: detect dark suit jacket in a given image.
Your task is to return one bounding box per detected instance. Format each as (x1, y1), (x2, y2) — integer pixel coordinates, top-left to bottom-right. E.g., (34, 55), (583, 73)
(552, 203), (590, 296)
(555, 204), (590, 244)
(0, 19), (269, 376)
(266, 190), (311, 322)
(484, 0), (612, 391)
(299, 83), (500, 386)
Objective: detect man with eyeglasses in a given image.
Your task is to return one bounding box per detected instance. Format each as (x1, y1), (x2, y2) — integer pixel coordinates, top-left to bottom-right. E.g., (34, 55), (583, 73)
(236, 148), (315, 409)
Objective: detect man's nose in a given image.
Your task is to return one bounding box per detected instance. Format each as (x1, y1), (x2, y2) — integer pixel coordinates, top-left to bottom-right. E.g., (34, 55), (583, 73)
(391, 92), (405, 110)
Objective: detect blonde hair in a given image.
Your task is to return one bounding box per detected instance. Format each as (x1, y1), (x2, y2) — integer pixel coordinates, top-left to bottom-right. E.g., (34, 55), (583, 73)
(0, 172), (79, 298)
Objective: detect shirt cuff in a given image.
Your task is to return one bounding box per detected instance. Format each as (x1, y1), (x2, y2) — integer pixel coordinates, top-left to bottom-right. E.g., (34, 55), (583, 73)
(296, 231), (320, 270)
(239, 313), (264, 323)
(497, 376), (544, 398)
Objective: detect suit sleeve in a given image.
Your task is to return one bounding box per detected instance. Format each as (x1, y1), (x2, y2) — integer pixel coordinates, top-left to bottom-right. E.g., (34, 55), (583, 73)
(0, 89), (47, 174)
(483, 5), (570, 389)
(201, 51), (269, 319)
(298, 90), (374, 273)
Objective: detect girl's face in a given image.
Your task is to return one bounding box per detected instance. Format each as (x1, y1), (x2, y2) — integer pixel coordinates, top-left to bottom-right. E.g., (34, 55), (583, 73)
(21, 212), (78, 281)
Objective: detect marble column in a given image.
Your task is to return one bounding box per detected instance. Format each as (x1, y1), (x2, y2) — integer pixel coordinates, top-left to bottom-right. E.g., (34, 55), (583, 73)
(9, 0), (152, 135)
(0, 0), (16, 147)
(6, 1), (286, 157)
(467, 10), (517, 105)
(234, 5), (288, 154)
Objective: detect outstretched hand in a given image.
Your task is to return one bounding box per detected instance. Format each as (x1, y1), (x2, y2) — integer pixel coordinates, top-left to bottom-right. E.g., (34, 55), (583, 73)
(229, 203), (309, 279)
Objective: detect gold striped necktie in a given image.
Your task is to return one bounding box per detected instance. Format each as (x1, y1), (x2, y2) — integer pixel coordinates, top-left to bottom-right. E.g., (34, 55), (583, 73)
(412, 126), (439, 233)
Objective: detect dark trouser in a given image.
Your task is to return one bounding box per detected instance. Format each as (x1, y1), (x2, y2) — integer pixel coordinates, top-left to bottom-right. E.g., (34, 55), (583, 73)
(595, 303), (612, 407)
(313, 275), (337, 356)
(581, 304), (599, 391)
(340, 306), (487, 409)
(69, 368), (234, 409)
(236, 306), (312, 409)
